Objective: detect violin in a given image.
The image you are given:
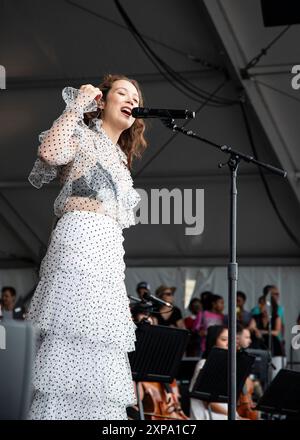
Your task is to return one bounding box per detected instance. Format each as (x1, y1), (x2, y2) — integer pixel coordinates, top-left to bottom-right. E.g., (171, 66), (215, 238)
(141, 380), (189, 420)
(237, 377), (260, 420)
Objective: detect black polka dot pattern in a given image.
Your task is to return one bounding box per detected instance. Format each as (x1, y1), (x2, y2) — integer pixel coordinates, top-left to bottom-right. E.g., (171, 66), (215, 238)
(28, 87), (141, 229)
(27, 212), (137, 420)
(26, 87), (141, 420)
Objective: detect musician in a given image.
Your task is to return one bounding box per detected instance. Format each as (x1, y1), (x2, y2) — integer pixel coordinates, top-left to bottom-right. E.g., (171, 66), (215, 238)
(189, 325), (249, 420)
(128, 305), (188, 420)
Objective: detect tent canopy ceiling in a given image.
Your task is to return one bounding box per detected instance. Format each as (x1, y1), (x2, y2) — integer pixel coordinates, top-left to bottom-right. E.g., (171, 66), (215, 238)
(1, 0), (300, 267)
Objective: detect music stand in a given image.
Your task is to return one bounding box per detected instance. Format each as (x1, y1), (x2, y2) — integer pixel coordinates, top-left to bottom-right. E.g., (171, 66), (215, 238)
(256, 369), (300, 419)
(246, 348), (269, 390)
(0, 320), (36, 420)
(128, 323), (190, 419)
(176, 357), (202, 382)
(190, 348), (255, 408)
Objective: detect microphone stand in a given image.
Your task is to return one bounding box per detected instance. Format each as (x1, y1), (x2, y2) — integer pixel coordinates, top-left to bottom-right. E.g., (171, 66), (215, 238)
(161, 118), (287, 420)
(265, 296), (274, 385)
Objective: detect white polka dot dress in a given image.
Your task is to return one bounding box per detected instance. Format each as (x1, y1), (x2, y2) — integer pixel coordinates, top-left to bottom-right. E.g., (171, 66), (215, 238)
(27, 87), (140, 420)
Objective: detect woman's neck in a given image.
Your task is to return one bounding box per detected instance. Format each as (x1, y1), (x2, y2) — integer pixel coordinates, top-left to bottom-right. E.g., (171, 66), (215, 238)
(101, 121), (122, 145)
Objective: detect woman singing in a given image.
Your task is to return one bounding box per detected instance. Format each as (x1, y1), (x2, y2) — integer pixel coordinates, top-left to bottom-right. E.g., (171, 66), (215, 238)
(27, 74), (147, 420)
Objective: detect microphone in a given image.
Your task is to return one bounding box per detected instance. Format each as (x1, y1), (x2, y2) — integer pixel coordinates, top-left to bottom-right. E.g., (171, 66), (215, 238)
(128, 295), (143, 304)
(132, 107), (195, 119)
(143, 292), (173, 308)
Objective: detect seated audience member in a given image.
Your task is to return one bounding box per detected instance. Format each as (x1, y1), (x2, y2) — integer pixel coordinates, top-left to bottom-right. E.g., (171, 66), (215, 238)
(236, 323), (252, 350)
(0, 286), (25, 320)
(131, 303), (158, 326)
(128, 302), (188, 420)
(193, 294), (225, 353)
(135, 281), (151, 301)
(184, 298), (202, 357)
(236, 324), (260, 420)
(236, 291), (255, 327)
(189, 325), (249, 420)
(155, 285), (185, 329)
(200, 291), (214, 311)
(184, 298), (202, 330)
(251, 295), (285, 378)
(252, 285), (285, 331)
(224, 291), (256, 331)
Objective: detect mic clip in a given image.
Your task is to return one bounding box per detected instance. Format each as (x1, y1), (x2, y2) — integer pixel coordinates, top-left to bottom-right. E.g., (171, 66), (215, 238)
(161, 118), (177, 130)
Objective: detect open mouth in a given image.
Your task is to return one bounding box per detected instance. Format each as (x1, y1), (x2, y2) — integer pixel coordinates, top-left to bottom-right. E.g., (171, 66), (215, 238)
(121, 107), (132, 117)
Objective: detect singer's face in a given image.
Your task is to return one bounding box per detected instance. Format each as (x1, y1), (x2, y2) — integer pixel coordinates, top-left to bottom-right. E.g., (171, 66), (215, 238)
(101, 80), (139, 131)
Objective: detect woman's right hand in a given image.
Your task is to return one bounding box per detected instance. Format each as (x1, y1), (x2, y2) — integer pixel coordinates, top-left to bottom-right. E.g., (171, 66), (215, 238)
(76, 84), (103, 106)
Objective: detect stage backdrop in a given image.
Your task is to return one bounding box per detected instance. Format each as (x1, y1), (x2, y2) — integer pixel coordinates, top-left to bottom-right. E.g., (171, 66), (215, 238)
(1, 265), (300, 364)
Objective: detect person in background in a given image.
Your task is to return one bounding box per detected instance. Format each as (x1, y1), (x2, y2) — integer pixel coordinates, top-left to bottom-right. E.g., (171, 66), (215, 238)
(193, 294), (225, 354)
(200, 291), (214, 311)
(131, 303), (158, 326)
(224, 290), (256, 332)
(236, 323), (252, 350)
(252, 295), (285, 378)
(236, 291), (254, 327)
(155, 285), (185, 329)
(136, 281), (151, 301)
(128, 302), (188, 420)
(189, 325), (250, 420)
(129, 281), (152, 311)
(236, 324), (261, 420)
(252, 285), (285, 331)
(184, 298), (202, 357)
(189, 325), (247, 420)
(184, 298), (202, 330)
(0, 286), (25, 320)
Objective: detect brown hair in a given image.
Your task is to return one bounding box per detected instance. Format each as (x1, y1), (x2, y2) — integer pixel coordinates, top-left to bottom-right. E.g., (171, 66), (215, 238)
(84, 74), (147, 170)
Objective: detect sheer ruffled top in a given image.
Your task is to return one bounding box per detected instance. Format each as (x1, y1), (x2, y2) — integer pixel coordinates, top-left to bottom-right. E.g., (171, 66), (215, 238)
(28, 87), (141, 229)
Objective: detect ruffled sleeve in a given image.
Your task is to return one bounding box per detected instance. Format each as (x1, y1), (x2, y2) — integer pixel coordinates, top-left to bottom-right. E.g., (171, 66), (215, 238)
(28, 158), (58, 189)
(117, 185), (141, 229)
(28, 128), (60, 188)
(62, 87), (98, 118)
(28, 87), (98, 188)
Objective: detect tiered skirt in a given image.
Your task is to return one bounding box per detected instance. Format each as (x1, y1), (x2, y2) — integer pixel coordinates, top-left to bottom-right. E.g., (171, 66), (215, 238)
(27, 211), (136, 420)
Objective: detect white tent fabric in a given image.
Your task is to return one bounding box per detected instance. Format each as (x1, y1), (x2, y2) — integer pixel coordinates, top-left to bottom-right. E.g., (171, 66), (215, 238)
(4, 265), (300, 364)
(127, 265), (300, 364)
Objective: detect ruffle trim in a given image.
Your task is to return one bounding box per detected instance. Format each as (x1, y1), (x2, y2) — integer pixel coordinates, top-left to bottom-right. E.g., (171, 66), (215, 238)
(28, 157), (58, 189)
(28, 87), (140, 229)
(30, 333), (136, 406)
(62, 86), (98, 117)
(27, 268), (136, 351)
